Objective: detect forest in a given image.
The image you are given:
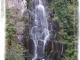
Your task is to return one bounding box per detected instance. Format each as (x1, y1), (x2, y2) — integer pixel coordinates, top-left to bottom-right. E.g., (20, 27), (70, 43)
(6, 0), (78, 60)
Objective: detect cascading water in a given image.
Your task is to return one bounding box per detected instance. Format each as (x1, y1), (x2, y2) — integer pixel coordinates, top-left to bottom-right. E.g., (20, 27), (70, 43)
(31, 0), (50, 60)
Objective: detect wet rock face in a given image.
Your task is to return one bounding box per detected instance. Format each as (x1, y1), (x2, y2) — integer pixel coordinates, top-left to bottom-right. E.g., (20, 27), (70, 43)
(45, 41), (66, 60)
(37, 41), (44, 58)
(26, 39), (34, 54)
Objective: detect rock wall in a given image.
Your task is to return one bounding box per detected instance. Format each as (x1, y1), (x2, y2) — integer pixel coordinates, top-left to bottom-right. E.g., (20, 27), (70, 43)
(7, 0), (27, 43)
(6, 0), (66, 60)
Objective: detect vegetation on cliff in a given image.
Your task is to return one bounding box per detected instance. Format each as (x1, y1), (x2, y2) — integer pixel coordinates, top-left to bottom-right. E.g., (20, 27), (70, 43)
(6, 0), (78, 60)
(50, 0), (78, 60)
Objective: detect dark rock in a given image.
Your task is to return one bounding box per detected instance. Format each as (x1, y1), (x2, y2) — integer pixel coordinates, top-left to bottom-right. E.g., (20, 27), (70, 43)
(45, 41), (52, 56)
(50, 12), (54, 18)
(26, 39), (34, 55)
(37, 41), (44, 58)
(52, 21), (60, 32)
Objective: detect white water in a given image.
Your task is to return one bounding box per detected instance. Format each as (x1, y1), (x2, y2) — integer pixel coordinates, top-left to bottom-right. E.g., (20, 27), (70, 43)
(31, 0), (50, 60)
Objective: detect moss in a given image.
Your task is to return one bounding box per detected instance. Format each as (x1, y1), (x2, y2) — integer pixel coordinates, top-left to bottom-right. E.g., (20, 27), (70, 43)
(50, 2), (54, 12)
(5, 41), (26, 60)
(52, 16), (59, 21)
(27, 0), (31, 9)
(6, 8), (13, 19)
(6, 24), (15, 42)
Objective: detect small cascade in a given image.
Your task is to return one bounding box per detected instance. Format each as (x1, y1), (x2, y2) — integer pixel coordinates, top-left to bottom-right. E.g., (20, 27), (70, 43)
(30, 0), (50, 60)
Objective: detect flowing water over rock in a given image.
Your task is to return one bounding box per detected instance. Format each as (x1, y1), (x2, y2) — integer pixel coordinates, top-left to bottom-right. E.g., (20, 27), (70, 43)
(30, 0), (50, 60)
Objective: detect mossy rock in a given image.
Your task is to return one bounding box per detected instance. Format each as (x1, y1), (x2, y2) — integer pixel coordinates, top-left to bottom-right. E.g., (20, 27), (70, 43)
(52, 16), (59, 21)
(5, 40), (26, 60)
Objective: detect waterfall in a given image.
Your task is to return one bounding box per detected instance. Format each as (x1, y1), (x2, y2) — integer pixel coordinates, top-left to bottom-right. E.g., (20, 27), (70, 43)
(31, 0), (50, 60)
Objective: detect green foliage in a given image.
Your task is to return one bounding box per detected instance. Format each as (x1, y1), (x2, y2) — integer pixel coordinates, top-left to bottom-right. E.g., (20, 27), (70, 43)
(51, 0), (78, 60)
(6, 24), (15, 42)
(62, 51), (77, 60)
(50, 2), (55, 12)
(27, 0), (31, 9)
(5, 41), (26, 60)
(6, 2), (28, 60)
(6, 9), (13, 18)
(52, 16), (59, 21)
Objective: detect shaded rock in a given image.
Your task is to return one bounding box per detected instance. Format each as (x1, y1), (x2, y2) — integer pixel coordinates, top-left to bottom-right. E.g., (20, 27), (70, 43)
(45, 41), (52, 56)
(52, 21), (60, 32)
(15, 21), (25, 35)
(37, 41), (44, 58)
(16, 35), (24, 41)
(9, 19), (16, 25)
(54, 41), (62, 52)
(23, 9), (30, 20)
(26, 39), (34, 55)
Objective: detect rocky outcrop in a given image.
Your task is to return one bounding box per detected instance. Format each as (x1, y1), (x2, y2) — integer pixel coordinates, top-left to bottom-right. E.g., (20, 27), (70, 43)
(8, 0), (27, 16)
(7, 0), (67, 60)
(7, 0), (28, 42)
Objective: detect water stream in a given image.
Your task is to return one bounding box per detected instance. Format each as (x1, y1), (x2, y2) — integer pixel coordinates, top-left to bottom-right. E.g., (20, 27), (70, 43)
(31, 0), (50, 60)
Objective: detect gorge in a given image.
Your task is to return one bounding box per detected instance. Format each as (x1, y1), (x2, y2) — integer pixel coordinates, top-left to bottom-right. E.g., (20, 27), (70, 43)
(6, 0), (78, 60)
